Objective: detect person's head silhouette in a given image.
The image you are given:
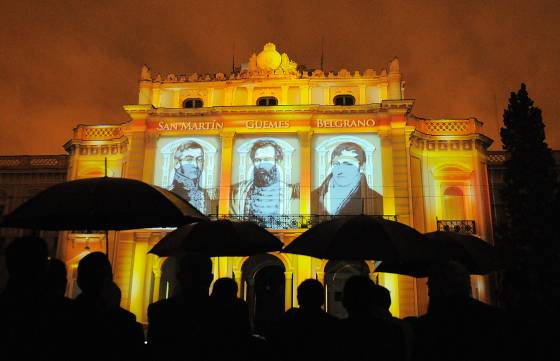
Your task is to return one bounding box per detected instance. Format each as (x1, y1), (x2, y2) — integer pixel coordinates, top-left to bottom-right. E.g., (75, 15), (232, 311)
(297, 279), (325, 309)
(176, 253), (213, 296)
(102, 281), (122, 309)
(6, 236), (48, 284)
(371, 283), (392, 312)
(211, 277), (238, 300)
(47, 258), (68, 298)
(427, 260), (471, 302)
(342, 275), (375, 317)
(77, 252), (112, 295)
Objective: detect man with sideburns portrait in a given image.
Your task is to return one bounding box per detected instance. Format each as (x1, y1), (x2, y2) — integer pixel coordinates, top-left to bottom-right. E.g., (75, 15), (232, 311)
(312, 142), (383, 216)
(170, 141), (216, 214)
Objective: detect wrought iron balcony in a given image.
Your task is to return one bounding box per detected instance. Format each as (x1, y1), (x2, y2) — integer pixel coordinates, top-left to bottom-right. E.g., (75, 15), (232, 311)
(436, 219), (476, 234)
(208, 214), (398, 230)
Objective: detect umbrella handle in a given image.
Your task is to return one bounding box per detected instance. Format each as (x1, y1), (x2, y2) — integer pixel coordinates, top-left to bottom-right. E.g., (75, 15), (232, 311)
(105, 230), (109, 256)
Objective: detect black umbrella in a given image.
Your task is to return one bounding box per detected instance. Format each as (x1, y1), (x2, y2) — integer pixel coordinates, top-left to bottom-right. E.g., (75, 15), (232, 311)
(1, 177), (207, 252)
(148, 219), (283, 257)
(282, 215), (443, 262)
(375, 231), (503, 277)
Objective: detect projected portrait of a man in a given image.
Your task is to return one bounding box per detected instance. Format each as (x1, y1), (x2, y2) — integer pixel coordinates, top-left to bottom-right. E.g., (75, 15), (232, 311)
(170, 141), (215, 214)
(230, 139), (299, 226)
(312, 142), (383, 215)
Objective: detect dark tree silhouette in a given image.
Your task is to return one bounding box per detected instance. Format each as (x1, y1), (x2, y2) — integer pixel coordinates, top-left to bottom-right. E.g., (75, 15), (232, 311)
(498, 83), (560, 314)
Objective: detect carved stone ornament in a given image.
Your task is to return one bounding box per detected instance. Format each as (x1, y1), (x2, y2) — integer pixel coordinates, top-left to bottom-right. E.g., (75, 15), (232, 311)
(248, 53), (258, 72)
(184, 89), (205, 99)
(312, 69), (324, 78)
(215, 72), (225, 81)
(140, 65), (152, 81)
(354, 70), (361, 77)
(188, 73), (199, 82)
(364, 69), (377, 77)
(179, 75), (186, 82)
(389, 57), (400, 73)
(155, 74), (162, 82)
(145, 132), (160, 147)
(279, 53), (298, 74)
(257, 43), (282, 70)
(380, 69), (387, 76)
(338, 68), (351, 77)
(167, 73), (177, 82)
(334, 88), (354, 96)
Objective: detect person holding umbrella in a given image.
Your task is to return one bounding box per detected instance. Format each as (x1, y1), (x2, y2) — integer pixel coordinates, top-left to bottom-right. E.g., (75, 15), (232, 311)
(408, 261), (509, 361)
(147, 253), (218, 361)
(210, 278), (251, 357)
(270, 279), (339, 361)
(1, 176), (207, 255)
(339, 275), (406, 361)
(0, 236), (50, 360)
(71, 252), (145, 361)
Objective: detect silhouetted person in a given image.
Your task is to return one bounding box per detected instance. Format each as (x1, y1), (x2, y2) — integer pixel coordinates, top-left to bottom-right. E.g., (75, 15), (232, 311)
(410, 261), (508, 361)
(272, 279), (338, 361)
(72, 252), (142, 361)
(371, 283), (414, 361)
(211, 277), (238, 300)
(44, 258), (74, 357)
(339, 275), (405, 361)
(46, 258), (72, 306)
(210, 278), (251, 357)
(147, 253), (215, 361)
(0, 236), (49, 360)
(103, 280), (146, 360)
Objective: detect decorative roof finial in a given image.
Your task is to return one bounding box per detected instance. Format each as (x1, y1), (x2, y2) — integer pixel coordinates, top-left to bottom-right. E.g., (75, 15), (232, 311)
(257, 43), (282, 70)
(389, 57), (400, 73)
(140, 65), (152, 81)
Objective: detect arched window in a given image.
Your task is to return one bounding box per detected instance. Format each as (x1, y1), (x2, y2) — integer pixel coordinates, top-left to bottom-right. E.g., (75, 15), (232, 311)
(256, 97), (278, 106)
(442, 186), (466, 220)
(183, 98), (203, 108)
(333, 94), (355, 106)
(242, 254), (285, 334)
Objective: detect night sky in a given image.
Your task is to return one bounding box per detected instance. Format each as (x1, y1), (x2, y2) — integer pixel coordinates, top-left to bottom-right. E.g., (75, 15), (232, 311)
(1, 0), (559, 155)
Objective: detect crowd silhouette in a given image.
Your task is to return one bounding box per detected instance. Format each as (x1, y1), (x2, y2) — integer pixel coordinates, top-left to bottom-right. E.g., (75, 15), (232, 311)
(0, 235), (540, 361)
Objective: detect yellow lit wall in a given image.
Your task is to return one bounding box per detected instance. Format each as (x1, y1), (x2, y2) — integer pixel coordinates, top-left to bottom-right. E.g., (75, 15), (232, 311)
(61, 44), (495, 322)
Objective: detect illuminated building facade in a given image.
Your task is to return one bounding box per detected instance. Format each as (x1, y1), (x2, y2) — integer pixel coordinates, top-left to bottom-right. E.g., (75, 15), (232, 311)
(0, 155), (68, 289)
(60, 43), (495, 323)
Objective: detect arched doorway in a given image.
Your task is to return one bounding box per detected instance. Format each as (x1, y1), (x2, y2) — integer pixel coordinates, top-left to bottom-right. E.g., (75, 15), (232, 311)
(324, 260), (370, 319)
(159, 257), (178, 300)
(242, 254), (286, 337)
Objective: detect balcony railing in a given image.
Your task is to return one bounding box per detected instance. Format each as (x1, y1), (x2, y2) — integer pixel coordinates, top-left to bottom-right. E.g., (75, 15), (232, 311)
(208, 214), (397, 230)
(436, 219), (476, 234)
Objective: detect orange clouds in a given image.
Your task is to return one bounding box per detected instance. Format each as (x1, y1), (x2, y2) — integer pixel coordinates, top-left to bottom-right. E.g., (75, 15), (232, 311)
(1, 0), (559, 154)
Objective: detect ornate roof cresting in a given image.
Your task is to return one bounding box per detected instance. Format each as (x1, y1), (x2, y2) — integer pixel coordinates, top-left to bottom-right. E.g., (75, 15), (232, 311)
(140, 43), (398, 83)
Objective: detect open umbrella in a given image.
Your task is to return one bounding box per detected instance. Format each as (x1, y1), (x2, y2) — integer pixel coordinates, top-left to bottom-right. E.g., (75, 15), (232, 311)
(375, 231), (503, 277)
(148, 219), (284, 257)
(1, 177), (207, 252)
(282, 215), (443, 263)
